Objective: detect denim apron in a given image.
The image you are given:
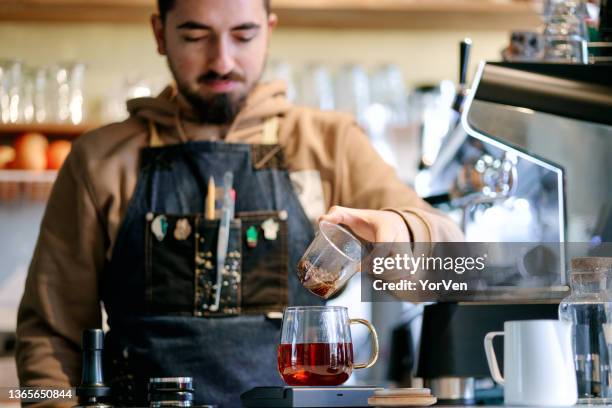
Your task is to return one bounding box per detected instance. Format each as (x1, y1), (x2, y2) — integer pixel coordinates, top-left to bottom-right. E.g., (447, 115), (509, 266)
(101, 117), (323, 407)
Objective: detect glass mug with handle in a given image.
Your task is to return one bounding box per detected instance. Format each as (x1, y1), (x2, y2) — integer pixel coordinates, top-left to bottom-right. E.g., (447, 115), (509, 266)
(277, 306), (379, 386)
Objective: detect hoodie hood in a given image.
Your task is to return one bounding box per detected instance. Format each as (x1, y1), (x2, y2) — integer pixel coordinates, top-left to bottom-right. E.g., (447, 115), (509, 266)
(126, 80), (292, 143)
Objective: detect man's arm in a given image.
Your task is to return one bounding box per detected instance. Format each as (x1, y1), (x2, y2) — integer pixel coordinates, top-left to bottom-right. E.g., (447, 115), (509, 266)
(16, 143), (105, 402)
(324, 123), (463, 243)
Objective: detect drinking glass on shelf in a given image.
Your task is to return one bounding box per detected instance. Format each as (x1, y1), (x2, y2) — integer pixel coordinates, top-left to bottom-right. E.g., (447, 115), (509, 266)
(101, 73), (167, 123)
(68, 62), (86, 124)
(369, 64), (409, 127)
(368, 64), (419, 184)
(33, 66), (49, 124)
(299, 63), (334, 111)
(543, 0), (589, 63)
(0, 59), (23, 124)
(50, 64), (69, 123)
(334, 63), (370, 125)
(0, 61), (8, 123)
(263, 59), (297, 103)
(46, 62), (86, 124)
(20, 67), (35, 124)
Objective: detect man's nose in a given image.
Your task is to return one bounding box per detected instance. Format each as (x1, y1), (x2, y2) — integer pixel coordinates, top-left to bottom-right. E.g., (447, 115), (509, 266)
(208, 37), (235, 76)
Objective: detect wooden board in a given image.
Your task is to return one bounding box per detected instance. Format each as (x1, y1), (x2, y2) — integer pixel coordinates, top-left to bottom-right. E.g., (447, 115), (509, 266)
(0, 0), (542, 30)
(374, 388), (432, 397)
(368, 395), (438, 407)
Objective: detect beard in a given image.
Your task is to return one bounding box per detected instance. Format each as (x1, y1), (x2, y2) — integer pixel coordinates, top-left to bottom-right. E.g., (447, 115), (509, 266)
(180, 88), (246, 125)
(171, 65), (251, 125)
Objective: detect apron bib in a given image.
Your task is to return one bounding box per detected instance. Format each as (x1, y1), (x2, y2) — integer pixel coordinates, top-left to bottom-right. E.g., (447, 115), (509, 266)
(102, 118), (323, 407)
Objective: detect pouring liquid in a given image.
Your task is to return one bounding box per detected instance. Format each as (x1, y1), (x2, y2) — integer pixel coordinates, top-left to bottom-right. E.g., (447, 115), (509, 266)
(297, 259), (341, 299)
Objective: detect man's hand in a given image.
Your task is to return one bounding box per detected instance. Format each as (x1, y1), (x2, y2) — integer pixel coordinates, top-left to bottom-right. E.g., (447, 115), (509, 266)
(319, 206), (410, 243)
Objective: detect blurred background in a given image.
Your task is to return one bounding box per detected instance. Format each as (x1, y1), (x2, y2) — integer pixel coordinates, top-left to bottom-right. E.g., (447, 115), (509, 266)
(1, 0), (610, 401)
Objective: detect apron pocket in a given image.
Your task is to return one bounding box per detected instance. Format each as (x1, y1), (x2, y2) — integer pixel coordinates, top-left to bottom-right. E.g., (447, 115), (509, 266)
(238, 211), (289, 314)
(145, 211), (288, 316)
(145, 213), (242, 316)
(145, 213), (196, 314)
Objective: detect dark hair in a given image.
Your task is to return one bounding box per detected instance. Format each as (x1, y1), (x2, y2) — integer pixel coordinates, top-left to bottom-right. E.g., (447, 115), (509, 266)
(158, 0), (271, 21)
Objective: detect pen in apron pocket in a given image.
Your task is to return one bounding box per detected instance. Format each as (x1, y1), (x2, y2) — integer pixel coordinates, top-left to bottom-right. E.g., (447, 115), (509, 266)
(210, 171), (233, 312)
(206, 176), (216, 220)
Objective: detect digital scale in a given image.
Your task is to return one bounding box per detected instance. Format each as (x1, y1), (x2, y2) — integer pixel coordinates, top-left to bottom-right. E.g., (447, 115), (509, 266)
(240, 386), (382, 407)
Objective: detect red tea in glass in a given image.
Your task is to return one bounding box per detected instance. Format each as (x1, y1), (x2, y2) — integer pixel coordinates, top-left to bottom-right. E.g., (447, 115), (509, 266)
(277, 342), (354, 386)
(277, 306), (379, 387)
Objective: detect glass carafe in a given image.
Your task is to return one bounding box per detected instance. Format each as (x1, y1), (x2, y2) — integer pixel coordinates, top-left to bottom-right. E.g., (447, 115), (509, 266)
(559, 257), (612, 404)
(542, 0), (589, 63)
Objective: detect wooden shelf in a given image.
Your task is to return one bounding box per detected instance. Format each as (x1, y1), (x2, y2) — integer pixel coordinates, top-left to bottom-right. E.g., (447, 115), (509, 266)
(0, 123), (97, 137)
(0, 170), (56, 202)
(274, 0), (543, 30)
(0, 170), (57, 183)
(0, 0), (155, 23)
(0, 0), (543, 30)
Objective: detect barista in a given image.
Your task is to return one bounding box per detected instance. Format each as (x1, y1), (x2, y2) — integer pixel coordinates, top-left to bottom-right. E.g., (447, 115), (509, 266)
(15, 0), (462, 407)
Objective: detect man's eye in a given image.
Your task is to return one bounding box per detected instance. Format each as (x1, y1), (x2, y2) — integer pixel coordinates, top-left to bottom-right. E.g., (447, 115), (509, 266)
(184, 36), (205, 42)
(236, 36), (255, 43)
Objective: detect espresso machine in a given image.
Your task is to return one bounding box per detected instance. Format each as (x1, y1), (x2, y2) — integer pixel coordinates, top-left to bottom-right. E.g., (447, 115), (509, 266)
(407, 61), (612, 404)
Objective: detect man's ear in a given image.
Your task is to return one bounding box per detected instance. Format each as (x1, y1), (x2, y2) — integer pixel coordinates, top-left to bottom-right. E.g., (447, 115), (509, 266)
(151, 14), (167, 55)
(268, 12), (278, 32)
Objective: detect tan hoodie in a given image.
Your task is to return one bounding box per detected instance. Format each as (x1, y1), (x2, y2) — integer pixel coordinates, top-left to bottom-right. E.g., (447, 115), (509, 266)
(15, 80), (462, 404)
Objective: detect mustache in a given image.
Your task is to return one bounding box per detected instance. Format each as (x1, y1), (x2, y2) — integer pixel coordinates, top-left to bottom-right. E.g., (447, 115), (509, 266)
(198, 71), (245, 83)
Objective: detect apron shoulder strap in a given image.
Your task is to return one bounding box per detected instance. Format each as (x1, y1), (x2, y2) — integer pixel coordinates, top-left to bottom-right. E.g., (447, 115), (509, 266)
(261, 117), (279, 145)
(253, 116), (283, 169)
(148, 120), (164, 147)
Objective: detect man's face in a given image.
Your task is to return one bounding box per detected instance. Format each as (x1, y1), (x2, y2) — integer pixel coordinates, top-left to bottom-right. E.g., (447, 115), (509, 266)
(152, 0), (276, 124)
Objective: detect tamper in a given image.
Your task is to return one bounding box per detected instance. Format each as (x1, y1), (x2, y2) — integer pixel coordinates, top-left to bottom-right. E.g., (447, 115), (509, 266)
(73, 329), (112, 408)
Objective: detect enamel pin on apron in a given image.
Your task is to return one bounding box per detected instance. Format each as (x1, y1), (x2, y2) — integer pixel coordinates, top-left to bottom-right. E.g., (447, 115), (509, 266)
(174, 218), (192, 241)
(151, 215), (168, 242)
(261, 218), (279, 241)
(246, 225), (258, 248)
